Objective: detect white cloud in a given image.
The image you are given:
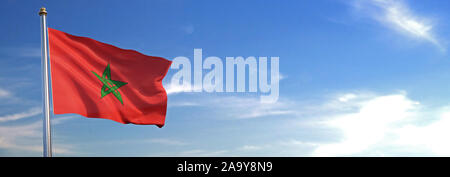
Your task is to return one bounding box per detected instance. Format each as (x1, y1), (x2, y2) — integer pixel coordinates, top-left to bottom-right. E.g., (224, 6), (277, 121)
(293, 91), (450, 156)
(338, 93), (357, 102)
(207, 96), (297, 119)
(223, 91), (450, 156)
(0, 107), (41, 123)
(222, 91), (450, 156)
(0, 113), (76, 156)
(353, 0), (444, 50)
(165, 88), (450, 156)
(0, 121), (45, 153)
(394, 110), (450, 155)
(312, 93), (419, 156)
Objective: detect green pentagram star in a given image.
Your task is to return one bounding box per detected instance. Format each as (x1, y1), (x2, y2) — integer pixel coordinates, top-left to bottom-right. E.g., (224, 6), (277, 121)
(92, 63), (128, 104)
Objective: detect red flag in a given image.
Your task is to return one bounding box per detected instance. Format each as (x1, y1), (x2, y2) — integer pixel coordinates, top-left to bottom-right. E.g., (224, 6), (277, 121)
(48, 28), (172, 127)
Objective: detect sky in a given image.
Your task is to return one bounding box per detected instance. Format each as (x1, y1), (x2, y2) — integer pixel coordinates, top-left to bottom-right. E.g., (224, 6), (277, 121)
(2, 0), (450, 156)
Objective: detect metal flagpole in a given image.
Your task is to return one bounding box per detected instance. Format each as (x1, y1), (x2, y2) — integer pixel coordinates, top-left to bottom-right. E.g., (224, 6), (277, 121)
(39, 7), (52, 157)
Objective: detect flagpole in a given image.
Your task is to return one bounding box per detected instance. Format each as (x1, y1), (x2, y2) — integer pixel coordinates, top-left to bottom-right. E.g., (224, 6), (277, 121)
(39, 7), (52, 157)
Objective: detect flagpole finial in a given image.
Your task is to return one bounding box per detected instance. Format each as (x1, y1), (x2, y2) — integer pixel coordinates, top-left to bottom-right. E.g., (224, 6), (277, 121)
(39, 7), (47, 16)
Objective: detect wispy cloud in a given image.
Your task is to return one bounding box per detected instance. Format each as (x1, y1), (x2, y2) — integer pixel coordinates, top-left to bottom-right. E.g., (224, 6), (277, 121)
(0, 107), (41, 123)
(0, 87), (39, 106)
(0, 111), (76, 156)
(353, 0), (444, 50)
(239, 145), (263, 151)
(210, 96), (296, 119)
(94, 138), (188, 147)
(143, 138), (188, 146)
(168, 101), (200, 107)
(173, 95), (297, 119)
(176, 149), (229, 157)
(0, 121), (45, 153)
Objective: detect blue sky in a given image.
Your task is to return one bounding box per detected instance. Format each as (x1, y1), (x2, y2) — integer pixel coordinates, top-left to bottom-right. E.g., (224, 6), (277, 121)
(2, 0), (450, 156)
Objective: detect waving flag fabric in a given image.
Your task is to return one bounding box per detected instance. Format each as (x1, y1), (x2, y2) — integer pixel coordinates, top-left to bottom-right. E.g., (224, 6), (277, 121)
(48, 28), (172, 127)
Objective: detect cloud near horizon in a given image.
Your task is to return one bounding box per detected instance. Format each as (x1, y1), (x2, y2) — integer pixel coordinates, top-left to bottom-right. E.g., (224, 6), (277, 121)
(0, 110), (76, 156)
(292, 92), (450, 156)
(197, 91), (450, 156)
